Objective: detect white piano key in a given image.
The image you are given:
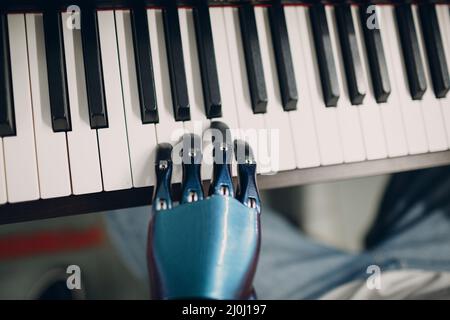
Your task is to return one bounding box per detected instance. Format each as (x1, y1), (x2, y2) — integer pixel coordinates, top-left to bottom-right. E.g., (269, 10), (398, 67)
(380, 6), (429, 155)
(209, 8), (240, 135)
(178, 9), (209, 135)
(223, 7), (271, 174)
(353, 6), (408, 158)
(297, 7), (344, 166)
(62, 12), (103, 195)
(412, 5), (448, 152)
(115, 10), (157, 188)
(254, 7), (296, 173)
(209, 8), (241, 178)
(25, 13), (72, 199)
(0, 141), (6, 204)
(379, 6), (416, 158)
(350, 6), (389, 160)
(436, 6), (450, 80)
(3, 14), (40, 203)
(178, 8), (212, 180)
(436, 4), (450, 144)
(284, 6), (321, 169)
(147, 9), (184, 183)
(326, 6), (366, 163)
(437, 5), (450, 53)
(97, 11), (132, 191)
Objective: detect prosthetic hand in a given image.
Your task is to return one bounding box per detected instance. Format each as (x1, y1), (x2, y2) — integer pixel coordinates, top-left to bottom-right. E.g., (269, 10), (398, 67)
(147, 122), (261, 300)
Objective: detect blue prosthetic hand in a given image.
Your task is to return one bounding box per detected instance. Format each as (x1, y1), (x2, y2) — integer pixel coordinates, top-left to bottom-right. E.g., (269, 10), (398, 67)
(147, 122), (261, 300)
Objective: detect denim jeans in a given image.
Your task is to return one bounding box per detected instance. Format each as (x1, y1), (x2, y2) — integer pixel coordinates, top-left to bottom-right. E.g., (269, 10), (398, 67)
(106, 166), (450, 299)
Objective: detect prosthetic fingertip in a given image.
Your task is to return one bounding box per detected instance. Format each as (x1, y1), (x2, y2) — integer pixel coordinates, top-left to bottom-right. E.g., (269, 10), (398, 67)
(233, 140), (260, 212)
(153, 143), (174, 211)
(234, 140), (256, 165)
(181, 133), (202, 165)
(180, 134), (204, 204)
(156, 143), (173, 164)
(210, 121), (230, 134)
(210, 121), (233, 148)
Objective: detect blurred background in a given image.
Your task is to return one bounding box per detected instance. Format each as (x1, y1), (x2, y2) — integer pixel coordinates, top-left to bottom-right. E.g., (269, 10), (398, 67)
(0, 173), (389, 299)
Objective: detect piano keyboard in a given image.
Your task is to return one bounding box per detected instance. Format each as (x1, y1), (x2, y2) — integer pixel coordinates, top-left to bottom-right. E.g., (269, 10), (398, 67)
(0, 1), (450, 224)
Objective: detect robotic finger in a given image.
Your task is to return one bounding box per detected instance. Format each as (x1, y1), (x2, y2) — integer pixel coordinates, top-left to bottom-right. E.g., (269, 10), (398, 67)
(209, 121), (234, 197)
(235, 139), (261, 214)
(153, 143), (173, 211)
(180, 134), (204, 204)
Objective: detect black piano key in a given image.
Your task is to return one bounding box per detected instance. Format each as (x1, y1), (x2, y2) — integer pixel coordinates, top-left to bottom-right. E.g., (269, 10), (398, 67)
(163, 1), (190, 121)
(43, 3), (72, 132)
(418, 3), (450, 98)
(359, 4), (391, 103)
(0, 11), (15, 137)
(130, 1), (159, 124)
(309, 3), (340, 107)
(395, 4), (427, 100)
(268, 1), (298, 111)
(335, 4), (366, 105)
(193, 0), (222, 119)
(239, 3), (267, 114)
(80, 3), (108, 129)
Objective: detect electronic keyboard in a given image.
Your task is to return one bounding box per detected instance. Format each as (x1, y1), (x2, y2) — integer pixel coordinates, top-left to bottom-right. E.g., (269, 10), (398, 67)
(0, 0), (449, 224)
